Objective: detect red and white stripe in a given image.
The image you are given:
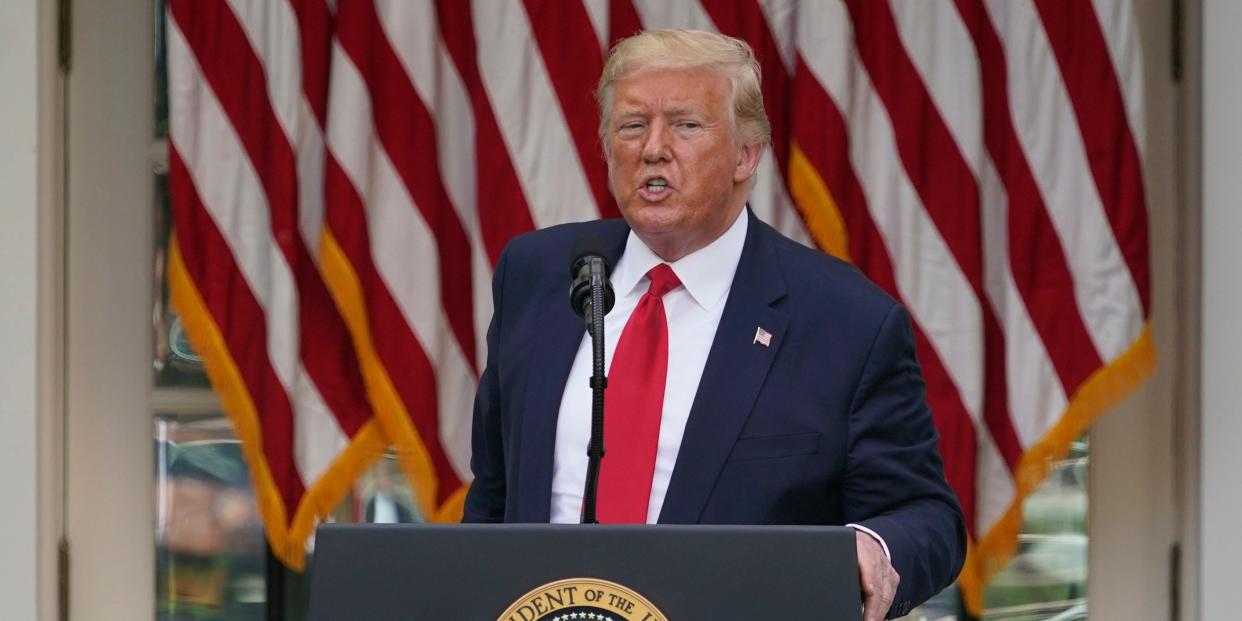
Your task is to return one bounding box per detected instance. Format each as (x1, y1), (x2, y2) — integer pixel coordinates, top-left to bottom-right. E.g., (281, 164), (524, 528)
(168, 0), (1153, 605)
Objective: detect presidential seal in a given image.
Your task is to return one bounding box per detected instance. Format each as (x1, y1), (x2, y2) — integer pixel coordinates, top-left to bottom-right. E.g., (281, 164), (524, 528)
(497, 578), (667, 621)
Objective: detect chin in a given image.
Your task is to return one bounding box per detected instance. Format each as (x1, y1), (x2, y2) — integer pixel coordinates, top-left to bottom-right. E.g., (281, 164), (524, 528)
(626, 210), (686, 236)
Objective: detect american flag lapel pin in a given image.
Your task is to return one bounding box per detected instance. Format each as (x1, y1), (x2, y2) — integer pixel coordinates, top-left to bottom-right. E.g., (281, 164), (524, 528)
(753, 326), (772, 347)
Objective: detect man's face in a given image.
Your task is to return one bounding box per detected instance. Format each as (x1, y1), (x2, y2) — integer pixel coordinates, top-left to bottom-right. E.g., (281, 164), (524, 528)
(604, 67), (762, 261)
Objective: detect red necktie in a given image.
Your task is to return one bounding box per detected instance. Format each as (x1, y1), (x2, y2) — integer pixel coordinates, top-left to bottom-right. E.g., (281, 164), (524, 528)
(597, 264), (682, 524)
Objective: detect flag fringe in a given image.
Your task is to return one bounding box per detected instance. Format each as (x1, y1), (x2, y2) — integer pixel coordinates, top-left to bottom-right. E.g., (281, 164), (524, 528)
(319, 228), (465, 523)
(433, 484), (470, 523)
(788, 141), (852, 262)
(168, 235), (387, 570)
(285, 421), (387, 562)
(957, 322), (1156, 615)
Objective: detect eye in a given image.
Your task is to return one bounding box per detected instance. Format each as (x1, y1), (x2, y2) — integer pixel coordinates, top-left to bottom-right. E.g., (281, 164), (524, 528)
(675, 120), (705, 133)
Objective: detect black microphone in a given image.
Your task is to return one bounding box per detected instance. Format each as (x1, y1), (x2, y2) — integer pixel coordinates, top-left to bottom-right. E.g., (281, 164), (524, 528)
(568, 236), (614, 524)
(569, 236), (616, 327)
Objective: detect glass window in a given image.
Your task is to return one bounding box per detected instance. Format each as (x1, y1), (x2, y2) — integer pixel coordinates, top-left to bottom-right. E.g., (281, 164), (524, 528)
(152, 0), (204, 390)
(152, 169), (210, 389)
(151, 5), (276, 619)
(156, 415), (265, 621)
(154, 0), (167, 139)
(900, 439), (1089, 621)
(359, 454), (425, 524)
(153, 415), (422, 620)
(982, 439), (1088, 620)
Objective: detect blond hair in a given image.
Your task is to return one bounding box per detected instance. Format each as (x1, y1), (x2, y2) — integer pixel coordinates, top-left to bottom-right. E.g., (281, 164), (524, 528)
(596, 29), (771, 147)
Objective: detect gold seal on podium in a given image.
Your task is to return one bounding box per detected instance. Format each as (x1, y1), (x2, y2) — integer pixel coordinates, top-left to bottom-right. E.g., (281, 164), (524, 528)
(496, 577), (668, 621)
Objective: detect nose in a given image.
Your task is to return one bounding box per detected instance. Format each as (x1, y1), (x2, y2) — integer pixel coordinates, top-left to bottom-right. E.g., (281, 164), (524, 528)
(640, 121), (672, 163)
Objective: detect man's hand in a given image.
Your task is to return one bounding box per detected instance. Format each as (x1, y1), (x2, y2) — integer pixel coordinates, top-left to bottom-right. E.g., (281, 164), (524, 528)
(856, 529), (900, 621)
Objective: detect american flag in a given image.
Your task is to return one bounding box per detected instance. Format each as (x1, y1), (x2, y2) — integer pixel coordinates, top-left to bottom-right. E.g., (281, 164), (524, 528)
(166, 0), (1153, 611)
(754, 326), (773, 348)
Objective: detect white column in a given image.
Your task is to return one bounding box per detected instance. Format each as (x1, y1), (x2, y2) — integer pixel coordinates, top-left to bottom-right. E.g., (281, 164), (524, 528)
(1087, 2), (1179, 618)
(63, 0), (153, 616)
(0, 0), (45, 619)
(1201, 1), (1242, 618)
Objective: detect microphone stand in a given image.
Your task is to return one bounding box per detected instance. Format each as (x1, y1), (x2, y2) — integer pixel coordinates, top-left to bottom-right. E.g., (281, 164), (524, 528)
(580, 258), (608, 524)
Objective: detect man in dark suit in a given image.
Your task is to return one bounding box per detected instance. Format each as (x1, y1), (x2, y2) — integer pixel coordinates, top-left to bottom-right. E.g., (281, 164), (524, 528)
(463, 29), (965, 620)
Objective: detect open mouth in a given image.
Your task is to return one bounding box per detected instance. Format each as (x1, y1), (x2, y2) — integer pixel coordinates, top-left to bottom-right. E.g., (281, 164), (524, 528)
(639, 177), (671, 200)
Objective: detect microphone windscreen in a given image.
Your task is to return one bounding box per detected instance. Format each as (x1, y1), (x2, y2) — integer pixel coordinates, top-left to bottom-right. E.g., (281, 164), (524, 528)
(569, 235), (612, 277)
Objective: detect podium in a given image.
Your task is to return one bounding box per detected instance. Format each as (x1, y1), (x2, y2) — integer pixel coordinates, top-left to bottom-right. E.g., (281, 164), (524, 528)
(307, 523), (862, 620)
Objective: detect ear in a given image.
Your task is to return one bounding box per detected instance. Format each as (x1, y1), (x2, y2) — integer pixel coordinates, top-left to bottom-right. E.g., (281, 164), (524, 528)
(733, 141), (763, 184)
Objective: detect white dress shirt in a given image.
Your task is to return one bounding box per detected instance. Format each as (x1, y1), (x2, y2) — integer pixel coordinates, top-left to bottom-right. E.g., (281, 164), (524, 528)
(550, 208), (748, 523)
(546, 209), (890, 559)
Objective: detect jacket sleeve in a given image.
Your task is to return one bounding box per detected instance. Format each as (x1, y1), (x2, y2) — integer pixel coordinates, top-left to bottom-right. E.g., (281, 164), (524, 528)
(461, 245), (510, 523)
(842, 303), (967, 618)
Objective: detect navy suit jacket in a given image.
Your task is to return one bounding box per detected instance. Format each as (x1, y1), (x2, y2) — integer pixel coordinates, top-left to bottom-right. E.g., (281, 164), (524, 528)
(463, 210), (966, 617)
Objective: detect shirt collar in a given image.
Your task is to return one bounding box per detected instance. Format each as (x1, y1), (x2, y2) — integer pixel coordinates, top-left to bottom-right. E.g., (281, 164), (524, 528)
(612, 206), (749, 313)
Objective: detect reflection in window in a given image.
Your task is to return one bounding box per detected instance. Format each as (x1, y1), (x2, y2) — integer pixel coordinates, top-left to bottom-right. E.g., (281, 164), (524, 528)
(361, 455), (424, 524)
(152, 170), (211, 389)
(982, 439), (1088, 621)
(900, 439), (1089, 621)
(156, 415), (265, 621)
(155, 414), (427, 620)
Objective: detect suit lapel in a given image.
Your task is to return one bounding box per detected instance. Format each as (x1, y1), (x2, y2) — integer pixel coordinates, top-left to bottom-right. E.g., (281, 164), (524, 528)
(514, 222), (630, 522)
(659, 212), (789, 523)
(513, 299), (580, 522)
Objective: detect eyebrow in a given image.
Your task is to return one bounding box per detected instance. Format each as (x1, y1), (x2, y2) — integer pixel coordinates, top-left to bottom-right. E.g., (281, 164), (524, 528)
(663, 106), (701, 118)
(613, 107), (646, 118)
(613, 105), (704, 119)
